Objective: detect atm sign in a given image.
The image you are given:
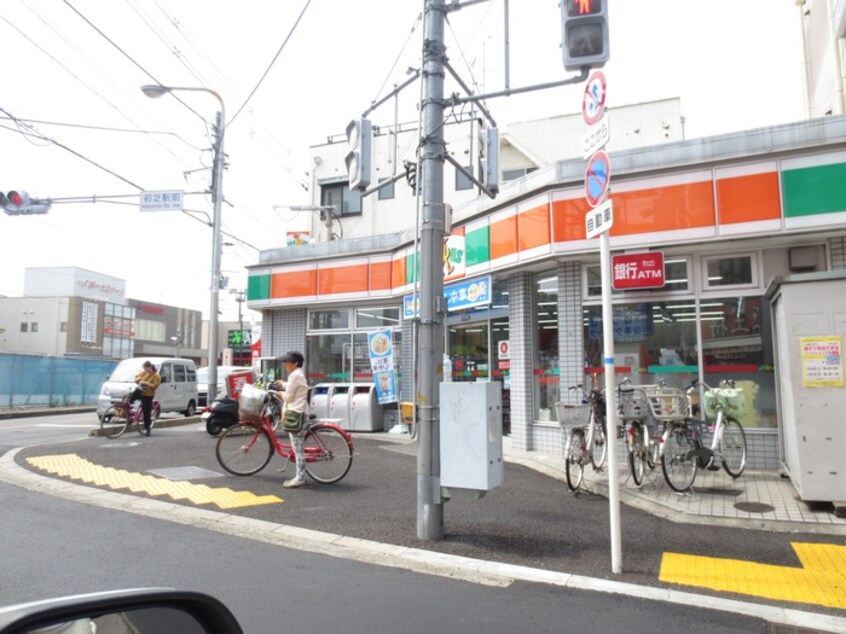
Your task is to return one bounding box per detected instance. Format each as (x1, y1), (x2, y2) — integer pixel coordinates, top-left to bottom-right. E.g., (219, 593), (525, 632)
(612, 252), (665, 290)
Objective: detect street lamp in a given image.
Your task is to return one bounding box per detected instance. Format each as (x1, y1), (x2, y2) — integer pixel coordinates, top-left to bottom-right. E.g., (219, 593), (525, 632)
(141, 83), (225, 404)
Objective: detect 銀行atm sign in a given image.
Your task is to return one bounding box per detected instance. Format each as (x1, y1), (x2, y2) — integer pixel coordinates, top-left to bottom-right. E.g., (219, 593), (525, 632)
(612, 252), (665, 290)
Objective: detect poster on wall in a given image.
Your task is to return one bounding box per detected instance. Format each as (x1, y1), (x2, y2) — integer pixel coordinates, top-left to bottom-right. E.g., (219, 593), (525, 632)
(80, 301), (98, 344)
(368, 329), (397, 404)
(800, 336), (844, 387)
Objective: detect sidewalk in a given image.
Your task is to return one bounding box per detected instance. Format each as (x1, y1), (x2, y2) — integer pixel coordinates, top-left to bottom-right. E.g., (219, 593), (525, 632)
(503, 436), (846, 534)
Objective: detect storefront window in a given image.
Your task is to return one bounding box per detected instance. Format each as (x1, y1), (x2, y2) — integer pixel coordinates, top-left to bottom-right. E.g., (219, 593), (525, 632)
(449, 323), (489, 381)
(700, 295), (775, 428)
(309, 309), (349, 330)
(306, 334), (350, 382)
(704, 255), (756, 288)
(356, 307), (400, 329)
(583, 300), (699, 390)
(535, 273), (559, 421)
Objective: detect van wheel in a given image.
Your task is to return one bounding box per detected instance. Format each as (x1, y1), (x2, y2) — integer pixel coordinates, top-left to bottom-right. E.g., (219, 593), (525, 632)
(184, 401), (196, 417)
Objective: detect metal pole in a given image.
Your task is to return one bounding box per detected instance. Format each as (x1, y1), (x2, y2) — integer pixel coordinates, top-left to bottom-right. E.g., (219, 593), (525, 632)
(599, 230), (622, 573)
(209, 107), (225, 404)
(417, 0), (447, 541)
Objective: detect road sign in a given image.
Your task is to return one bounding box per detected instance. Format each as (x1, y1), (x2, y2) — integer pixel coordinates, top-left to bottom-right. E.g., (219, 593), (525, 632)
(583, 111), (610, 160)
(585, 198), (613, 239)
(612, 252), (665, 289)
(584, 150), (610, 207)
(582, 70), (607, 125)
(140, 190), (184, 212)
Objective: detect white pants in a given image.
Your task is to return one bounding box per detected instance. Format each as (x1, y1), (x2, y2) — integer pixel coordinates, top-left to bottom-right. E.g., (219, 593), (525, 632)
(289, 430), (306, 481)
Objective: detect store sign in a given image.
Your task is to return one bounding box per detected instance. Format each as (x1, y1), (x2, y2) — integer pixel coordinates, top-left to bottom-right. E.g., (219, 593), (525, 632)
(612, 252), (665, 290)
(368, 329), (397, 404)
(443, 234), (466, 280)
(403, 275), (492, 318)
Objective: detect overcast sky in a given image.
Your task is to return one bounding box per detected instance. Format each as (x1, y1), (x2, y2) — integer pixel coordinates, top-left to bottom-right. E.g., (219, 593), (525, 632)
(0, 1), (806, 323)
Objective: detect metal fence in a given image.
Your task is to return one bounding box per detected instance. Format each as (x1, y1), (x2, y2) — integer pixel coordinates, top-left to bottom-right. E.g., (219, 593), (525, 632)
(0, 353), (116, 408)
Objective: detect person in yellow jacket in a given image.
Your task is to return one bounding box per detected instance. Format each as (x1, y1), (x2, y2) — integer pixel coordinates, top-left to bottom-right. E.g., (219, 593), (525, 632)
(130, 360), (161, 436)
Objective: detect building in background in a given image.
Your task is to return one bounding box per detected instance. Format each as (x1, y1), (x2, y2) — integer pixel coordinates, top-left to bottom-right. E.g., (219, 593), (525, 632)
(797, 0), (846, 117)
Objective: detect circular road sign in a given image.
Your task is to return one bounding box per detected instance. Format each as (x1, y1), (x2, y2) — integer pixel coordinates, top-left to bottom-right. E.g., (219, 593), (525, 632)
(584, 150), (611, 207)
(582, 71), (607, 126)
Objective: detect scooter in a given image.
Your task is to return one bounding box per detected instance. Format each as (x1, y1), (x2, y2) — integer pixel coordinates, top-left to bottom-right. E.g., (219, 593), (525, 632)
(202, 396), (239, 436)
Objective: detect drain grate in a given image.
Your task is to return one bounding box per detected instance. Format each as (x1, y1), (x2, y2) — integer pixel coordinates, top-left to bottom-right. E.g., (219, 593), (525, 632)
(734, 501), (775, 513)
(147, 466), (223, 481)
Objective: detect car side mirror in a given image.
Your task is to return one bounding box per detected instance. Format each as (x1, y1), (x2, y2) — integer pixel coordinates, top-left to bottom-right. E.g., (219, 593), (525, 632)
(0, 589), (243, 634)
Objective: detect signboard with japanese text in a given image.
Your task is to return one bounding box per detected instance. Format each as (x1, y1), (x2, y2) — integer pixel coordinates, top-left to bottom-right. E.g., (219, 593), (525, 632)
(140, 190), (184, 212)
(612, 252), (665, 290)
(368, 329), (397, 404)
(801, 336), (844, 387)
(226, 371), (254, 400)
(403, 275), (492, 318)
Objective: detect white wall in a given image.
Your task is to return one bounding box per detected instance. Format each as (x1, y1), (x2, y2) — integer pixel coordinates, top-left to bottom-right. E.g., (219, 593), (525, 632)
(0, 296), (69, 355)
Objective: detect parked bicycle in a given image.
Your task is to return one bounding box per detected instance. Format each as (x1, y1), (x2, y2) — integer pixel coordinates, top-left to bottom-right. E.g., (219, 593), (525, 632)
(557, 380), (608, 492)
(215, 385), (354, 484)
(100, 392), (161, 439)
(659, 379), (748, 493)
(618, 380), (662, 487)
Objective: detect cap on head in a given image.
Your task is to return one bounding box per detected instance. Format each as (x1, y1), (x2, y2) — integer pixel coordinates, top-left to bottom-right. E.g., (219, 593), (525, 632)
(278, 351), (304, 367)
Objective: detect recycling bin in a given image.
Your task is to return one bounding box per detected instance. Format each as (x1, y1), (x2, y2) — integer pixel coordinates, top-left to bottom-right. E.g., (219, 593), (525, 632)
(328, 384), (352, 430)
(350, 383), (383, 431)
(309, 384), (333, 420)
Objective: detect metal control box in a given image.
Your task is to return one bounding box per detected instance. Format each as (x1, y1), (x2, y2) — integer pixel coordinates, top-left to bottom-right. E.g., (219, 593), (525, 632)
(439, 382), (503, 491)
(768, 272), (846, 502)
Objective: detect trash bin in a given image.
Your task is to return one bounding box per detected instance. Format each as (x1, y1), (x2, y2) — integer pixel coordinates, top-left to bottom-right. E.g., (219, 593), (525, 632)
(350, 383), (383, 431)
(328, 384), (352, 430)
(309, 384), (332, 420)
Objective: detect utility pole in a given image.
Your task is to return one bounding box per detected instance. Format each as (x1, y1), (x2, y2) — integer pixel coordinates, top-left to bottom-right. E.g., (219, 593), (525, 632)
(417, 0), (448, 541)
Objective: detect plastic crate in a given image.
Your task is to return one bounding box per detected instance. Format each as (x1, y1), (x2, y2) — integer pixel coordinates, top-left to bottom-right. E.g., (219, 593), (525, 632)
(645, 387), (689, 421)
(619, 387), (650, 421)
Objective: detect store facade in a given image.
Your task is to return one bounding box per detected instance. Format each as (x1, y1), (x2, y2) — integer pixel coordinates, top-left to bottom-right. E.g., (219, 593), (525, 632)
(247, 117), (846, 470)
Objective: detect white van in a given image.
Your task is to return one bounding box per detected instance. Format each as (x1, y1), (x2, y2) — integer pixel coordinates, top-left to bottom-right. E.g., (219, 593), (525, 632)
(97, 357), (199, 420)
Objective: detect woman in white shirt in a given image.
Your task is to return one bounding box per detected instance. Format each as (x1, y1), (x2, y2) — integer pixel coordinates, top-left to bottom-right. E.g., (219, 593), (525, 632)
(274, 351), (309, 488)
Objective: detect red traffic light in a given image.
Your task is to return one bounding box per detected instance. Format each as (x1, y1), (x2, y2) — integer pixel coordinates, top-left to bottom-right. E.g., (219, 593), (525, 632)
(8, 191), (24, 206)
(567, 0), (602, 17)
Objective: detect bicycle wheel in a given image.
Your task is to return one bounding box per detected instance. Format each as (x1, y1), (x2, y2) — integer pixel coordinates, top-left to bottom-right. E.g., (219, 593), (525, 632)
(565, 429), (586, 492)
(303, 424), (354, 484)
(661, 423), (698, 492)
(216, 423), (274, 476)
(720, 417), (747, 478)
(100, 404), (130, 439)
(628, 423), (646, 486)
(590, 414), (608, 471)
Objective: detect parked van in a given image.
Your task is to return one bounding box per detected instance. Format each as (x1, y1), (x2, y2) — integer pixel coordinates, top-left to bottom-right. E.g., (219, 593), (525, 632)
(97, 357), (199, 420)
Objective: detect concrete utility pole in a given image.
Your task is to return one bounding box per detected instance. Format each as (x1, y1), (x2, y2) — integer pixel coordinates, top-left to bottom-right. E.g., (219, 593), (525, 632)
(417, 0), (448, 541)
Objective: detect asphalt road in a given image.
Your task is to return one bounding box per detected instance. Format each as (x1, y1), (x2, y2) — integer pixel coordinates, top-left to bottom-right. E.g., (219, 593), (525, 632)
(11, 423), (846, 620)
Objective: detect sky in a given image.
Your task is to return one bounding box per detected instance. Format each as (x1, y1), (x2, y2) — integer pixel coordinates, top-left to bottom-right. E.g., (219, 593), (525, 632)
(0, 1), (807, 323)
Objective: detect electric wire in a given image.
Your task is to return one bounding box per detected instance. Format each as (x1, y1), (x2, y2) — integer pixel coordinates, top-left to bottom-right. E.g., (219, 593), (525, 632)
(227, 0), (313, 127)
(370, 12), (423, 106)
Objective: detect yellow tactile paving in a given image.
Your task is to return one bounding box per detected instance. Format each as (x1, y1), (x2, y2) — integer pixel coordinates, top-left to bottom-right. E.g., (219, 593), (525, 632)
(26, 454), (283, 510)
(660, 542), (846, 609)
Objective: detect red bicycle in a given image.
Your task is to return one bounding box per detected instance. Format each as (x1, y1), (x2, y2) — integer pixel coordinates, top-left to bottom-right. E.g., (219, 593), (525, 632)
(215, 395), (354, 484)
(100, 393), (161, 439)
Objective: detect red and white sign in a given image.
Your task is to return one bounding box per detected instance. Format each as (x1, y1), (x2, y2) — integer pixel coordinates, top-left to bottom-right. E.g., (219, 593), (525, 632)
(227, 371), (254, 400)
(612, 252), (666, 290)
(582, 70), (607, 125)
(498, 340), (510, 360)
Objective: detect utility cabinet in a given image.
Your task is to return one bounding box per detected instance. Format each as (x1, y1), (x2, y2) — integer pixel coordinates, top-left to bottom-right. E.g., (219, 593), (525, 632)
(767, 271), (846, 503)
(439, 382), (503, 491)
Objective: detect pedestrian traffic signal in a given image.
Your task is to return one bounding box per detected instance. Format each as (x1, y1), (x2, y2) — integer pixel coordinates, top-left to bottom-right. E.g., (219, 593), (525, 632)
(483, 127), (500, 195)
(561, 0), (609, 72)
(345, 118), (372, 192)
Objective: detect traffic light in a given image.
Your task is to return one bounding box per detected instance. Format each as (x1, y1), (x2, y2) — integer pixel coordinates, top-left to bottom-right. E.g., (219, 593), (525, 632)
(561, 0), (609, 72)
(2, 190), (50, 215)
(345, 118), (372, 191)
(483, 127), (500, 195)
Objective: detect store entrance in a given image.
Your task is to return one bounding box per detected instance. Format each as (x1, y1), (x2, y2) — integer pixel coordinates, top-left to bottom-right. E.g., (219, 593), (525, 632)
(447, 317), (510, 434)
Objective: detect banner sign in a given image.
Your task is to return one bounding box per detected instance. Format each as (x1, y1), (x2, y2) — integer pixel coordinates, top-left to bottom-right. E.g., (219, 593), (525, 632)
(403, 275), (492, 318)
(368, 329), (397, 404)
(612, 252), (665, 289)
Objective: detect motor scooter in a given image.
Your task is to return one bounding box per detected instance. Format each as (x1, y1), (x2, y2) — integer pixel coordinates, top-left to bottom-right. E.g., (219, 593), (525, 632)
(202, 396), (239, 436)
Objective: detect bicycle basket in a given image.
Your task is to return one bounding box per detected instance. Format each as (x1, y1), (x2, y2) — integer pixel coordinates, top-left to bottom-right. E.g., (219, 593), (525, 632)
(704, 387), (746, 420)
(646, 387), (689, 421)
(555, 402), (591, 428)
(238, 384), (268, 423)
(618, 387), (649, 421)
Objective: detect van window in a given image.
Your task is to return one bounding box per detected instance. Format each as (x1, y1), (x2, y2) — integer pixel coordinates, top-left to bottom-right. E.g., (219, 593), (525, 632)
(187, 366), (196, 382)
(160, 365), (171, 383)
(174, 364), (186, 383)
